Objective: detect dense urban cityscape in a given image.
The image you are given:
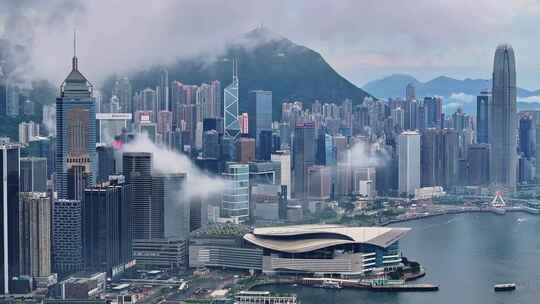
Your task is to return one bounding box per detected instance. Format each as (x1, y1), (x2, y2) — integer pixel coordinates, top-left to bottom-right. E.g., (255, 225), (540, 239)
(1, 1), (540, 304)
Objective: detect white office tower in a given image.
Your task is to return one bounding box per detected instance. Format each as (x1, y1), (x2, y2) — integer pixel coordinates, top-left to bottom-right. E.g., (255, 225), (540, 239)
(398, 131), (421, 196)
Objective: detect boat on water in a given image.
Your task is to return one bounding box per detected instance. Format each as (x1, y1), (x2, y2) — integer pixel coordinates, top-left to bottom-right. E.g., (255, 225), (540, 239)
(494, 283), (516, 292)
(315, 280), (342, 289)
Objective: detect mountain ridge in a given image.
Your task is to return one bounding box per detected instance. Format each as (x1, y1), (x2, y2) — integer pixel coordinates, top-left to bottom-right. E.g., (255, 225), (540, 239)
(103, 27), (372, 120)
(363, 74), (540, 99)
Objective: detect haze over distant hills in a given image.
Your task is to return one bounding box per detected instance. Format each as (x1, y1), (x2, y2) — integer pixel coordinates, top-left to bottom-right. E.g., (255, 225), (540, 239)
(363, 74), (540, 113)
(104, 27), (372, 120)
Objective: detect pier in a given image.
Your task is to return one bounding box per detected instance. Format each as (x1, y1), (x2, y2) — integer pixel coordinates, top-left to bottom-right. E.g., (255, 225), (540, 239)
(299, 277), (439, 292)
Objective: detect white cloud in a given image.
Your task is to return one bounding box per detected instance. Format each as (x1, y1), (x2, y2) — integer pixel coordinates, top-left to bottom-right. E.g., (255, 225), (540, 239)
(121, 133), (226, 201)
(443, 102), (461, 109)
(3, 1), (540, 88)
(518, 95), (540, 103)
(449, 92), (475, 103)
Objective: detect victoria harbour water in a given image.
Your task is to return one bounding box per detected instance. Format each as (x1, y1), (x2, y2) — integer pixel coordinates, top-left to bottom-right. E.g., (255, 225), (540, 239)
(253, 213), (540, 304)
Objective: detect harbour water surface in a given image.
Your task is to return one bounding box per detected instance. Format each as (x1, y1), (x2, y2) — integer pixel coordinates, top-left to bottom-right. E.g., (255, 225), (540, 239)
(252, 213), (540, 304)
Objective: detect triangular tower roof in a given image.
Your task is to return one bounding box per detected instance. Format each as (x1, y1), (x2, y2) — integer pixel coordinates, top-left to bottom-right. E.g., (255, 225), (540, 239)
(61, 30), (93, 98)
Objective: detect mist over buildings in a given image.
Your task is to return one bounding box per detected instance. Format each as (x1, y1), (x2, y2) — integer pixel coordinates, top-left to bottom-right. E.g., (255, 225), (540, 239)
(121, 133), (226, 200)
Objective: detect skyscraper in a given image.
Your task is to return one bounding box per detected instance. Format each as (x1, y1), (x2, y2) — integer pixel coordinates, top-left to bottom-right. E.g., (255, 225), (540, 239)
(0, 143), (20, 294)
(210, 80), (222, 118)
(112, 76), (133, 113)
(519, 114), (533, 158)
(420, 129), (459, 189)
(292, 122), (315, 198)
(476, 91), (490, 143)
(56, 37), (97, 199)
(489, 44), (517, 188)
(96, 145), (116, 183)
(52, 199), (83, 276)
(141, 88), (157, 114)
(247, 90), (273, 142)
(224, 60), (240, 139)
(405, 83), (416, 101)
(18, 192), (52, 281)
(398, 131), (420, 196)
(468, 144), (491, 185)
(258, 130), (273, 161)
(18, 121), (40, 144)
(237, 137), (256, 163)
(221, 163), (250, 223)
(271, 151), (291, 199)
(122, 152), (156, 239)
(20, 157), (47, 192)
(158, 68), (169, 112)
(152, 173), (189, 239)
(83, 178), (132, 274)
(424, 97), (443, 128)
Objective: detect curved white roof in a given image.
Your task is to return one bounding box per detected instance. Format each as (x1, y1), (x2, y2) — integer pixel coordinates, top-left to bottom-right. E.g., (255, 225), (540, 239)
(244, 224), (410, 253)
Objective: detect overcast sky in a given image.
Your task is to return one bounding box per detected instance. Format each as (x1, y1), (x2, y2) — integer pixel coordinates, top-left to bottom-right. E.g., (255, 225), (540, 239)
(2, 0), (540, 89)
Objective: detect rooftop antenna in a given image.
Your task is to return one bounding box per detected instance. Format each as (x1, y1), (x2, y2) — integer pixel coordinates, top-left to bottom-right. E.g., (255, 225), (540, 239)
(232, 57), (238, 82)
(72, 29), (78, 70)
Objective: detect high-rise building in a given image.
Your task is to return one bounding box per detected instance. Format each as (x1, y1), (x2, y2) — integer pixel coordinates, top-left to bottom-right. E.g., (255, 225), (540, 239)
(56, 40), (97, 199)
(424, 97), (443, 129)
(221, 163), (250, 223)
(67, 164), (90, 201)
(19, 121), (40, 144)
(271, 151), (291, 199)
(292, 123), (315, 198)
(210, 80), (222, 118)
(258, 130), (273, 161)
(157, 111), (173, 135)
(96, 145), (116, 183)
(316, 133), (335, 166)
(112, 77), (133, 113)
(141, 88), (157, 113)
(468, 144), (490, 185)
(391, 107), (405, 130)
(476, 91), (490, 143)
(398, 131), (420, 196)
(452, 108), (468, 133)
(122, 152), (157, 239)
(420, 129), (459, 189)
(5, 84), (19, 118)
(404, 100), (418, 130)
(239, 113), (249, 135)
(158, 68), (169, 112)
(25, 137), (54, 178)
(202, 130), (220, 159)
(405, 83), (416, 101)
(0, 143), (20, 294)
(489, 44), (517, 188)
(152, 173), (189, 239)
(0, 84), (6, 116)
(519, 115), (533, 158)
(109, 176), (133, 265)
(18, 192), (52, 280)
(20, 157), (47, 192)
(237, 137), (256, 163)
(224, 60), (240, 139)
(52, 199), (83, 276)
(247, 90), (273, 143)
(83, 178), (132, 274)
(307, 165), (332, 200)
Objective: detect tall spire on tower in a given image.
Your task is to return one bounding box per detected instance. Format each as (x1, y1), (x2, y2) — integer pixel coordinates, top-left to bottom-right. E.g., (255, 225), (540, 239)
(72, 29), (78, 70)
(232, 57), (238, 82)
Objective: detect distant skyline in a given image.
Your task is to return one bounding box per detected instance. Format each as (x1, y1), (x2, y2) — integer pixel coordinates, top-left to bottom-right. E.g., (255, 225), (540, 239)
(2, 1), (540, 90)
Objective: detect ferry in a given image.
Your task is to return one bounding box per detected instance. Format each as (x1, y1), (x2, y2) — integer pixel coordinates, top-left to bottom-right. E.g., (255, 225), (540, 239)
(315, 280), (342, 289)
(494, 283), (516, 292)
